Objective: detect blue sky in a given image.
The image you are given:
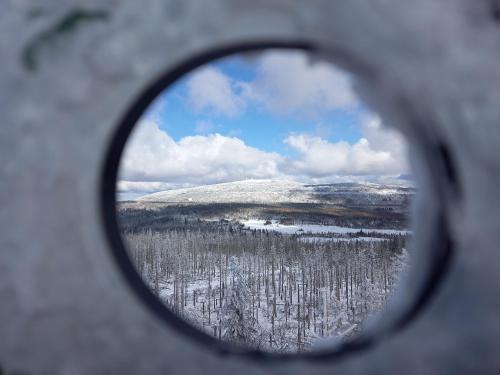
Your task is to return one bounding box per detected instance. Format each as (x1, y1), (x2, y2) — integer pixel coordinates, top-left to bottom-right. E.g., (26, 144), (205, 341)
(118, 50), (408, 199)
(144, 54), (365, 156)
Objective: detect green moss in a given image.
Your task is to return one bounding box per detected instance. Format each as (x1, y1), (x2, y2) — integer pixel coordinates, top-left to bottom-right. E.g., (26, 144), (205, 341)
(22, 8), (109, 71)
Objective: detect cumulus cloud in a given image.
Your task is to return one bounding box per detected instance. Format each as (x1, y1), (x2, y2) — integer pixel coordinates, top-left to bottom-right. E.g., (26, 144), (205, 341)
(117, 181), (187, 193)
(283, 116), (408, 177)
(143, 94), (168, 122)
(186, 67), (245, 117)
(185, 50), (358, 119)
(116, 181), (195, 201)
(361, 116), (407, 158)
(119, 120), (284, 185)
(243, 51), (358, 116)
(195, 120), (217, 134)
(118, 48), (409, 198)
(118, 116), (409, 197)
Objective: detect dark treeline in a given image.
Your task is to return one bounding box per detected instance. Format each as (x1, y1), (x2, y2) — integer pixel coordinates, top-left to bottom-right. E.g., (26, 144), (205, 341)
(118, 202), (409, 232)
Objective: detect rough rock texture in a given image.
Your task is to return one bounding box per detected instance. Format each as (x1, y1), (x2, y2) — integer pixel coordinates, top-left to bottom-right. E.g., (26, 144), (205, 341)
(1, 0), (500, 374)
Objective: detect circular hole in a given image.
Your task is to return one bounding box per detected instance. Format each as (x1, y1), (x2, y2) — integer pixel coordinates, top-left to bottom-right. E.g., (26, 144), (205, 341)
(102, 43), (449, 359)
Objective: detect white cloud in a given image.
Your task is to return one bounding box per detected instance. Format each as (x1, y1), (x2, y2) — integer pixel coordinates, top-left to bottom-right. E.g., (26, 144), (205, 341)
(119, 120), (284, 186)
(118, 116), (409, 196)
(143, 94), (168, 122)
(283, 116), (408, 177)
(243, 51), (358, 116)
(361, 116), (407, 158)
(195, 120), (217, 134)
(117, 181), (188, 193)
(118, 47), (410, 198)
(185, 50), (358, 119)
(186, 67), (245, 117)
(116, 180), (195, 201)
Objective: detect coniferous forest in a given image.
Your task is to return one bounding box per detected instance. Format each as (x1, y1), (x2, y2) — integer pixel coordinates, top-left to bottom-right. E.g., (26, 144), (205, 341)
(121, 209), (410, 353)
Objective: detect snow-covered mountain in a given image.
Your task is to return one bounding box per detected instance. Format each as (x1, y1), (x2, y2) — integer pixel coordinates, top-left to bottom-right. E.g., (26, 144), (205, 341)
(137, 179), (415, 205)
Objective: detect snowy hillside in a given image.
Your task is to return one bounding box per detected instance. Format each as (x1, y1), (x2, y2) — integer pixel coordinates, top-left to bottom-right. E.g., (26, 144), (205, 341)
(137, 179), (415, 204)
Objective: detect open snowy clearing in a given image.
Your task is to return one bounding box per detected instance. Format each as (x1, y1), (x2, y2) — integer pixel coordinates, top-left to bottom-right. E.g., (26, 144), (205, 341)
(298, 236), (388, 243)
(241, 219), (411, 235)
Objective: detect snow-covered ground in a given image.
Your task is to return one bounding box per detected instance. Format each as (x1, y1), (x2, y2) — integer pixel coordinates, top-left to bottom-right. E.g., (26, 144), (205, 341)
(298, 236), (387, 243)
(241, 219), (411, 235)
(137, 179), (415, 205)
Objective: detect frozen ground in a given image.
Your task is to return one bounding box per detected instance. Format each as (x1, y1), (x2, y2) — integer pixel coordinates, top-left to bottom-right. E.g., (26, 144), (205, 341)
(241, 219), (411, 235)
(298, 236), (388, 243)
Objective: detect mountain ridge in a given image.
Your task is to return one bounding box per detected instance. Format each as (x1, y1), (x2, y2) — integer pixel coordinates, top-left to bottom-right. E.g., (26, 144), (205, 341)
(137, 179), (415, 205)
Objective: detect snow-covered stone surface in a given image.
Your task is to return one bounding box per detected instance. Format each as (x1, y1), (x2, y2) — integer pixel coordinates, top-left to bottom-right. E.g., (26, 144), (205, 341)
(2, 1), (500, 374)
